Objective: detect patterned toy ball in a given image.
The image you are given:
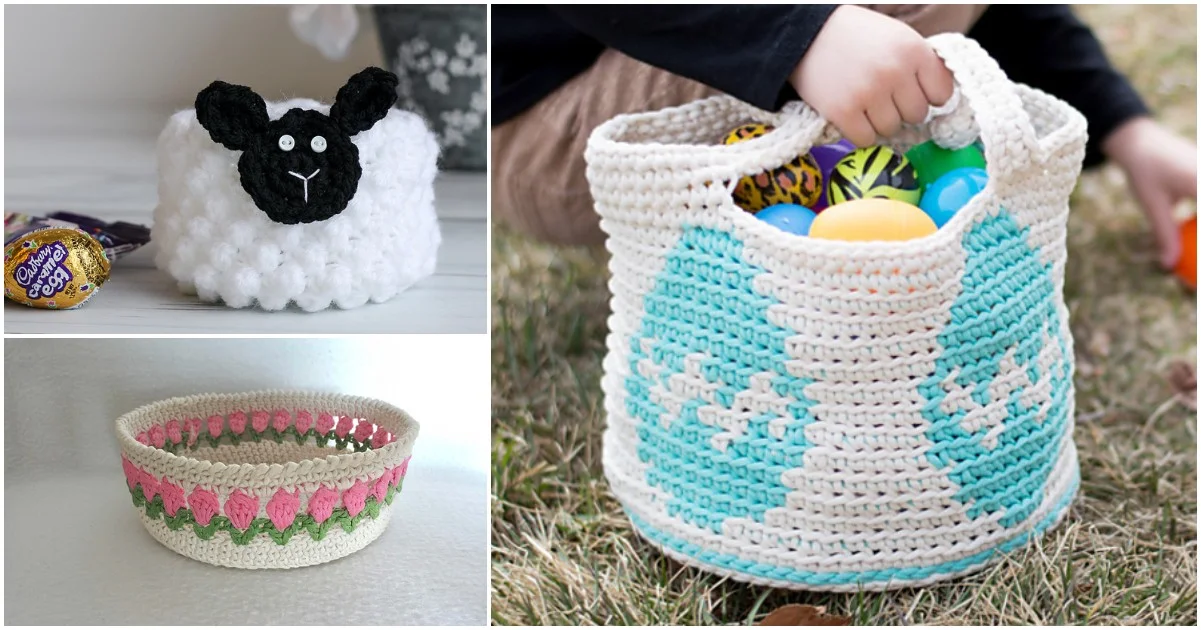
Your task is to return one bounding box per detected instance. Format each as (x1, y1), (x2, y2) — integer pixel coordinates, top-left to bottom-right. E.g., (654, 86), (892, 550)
(827, 146), (921, 206)
(723, 124), (823, 213)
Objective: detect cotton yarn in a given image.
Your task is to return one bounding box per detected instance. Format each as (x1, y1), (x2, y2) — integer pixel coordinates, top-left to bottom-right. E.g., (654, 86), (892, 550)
(585, 34), (1087, 591)
(153, 93), (441, 312)
(115, 391), (418, 569)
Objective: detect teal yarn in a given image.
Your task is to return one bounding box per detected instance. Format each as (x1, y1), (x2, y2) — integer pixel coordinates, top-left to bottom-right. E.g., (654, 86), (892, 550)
(613, 215), (1077, 590)
(626, 470), (1078, 588)
(919, 210), (1073, 528)
(624, 227), (820, 533)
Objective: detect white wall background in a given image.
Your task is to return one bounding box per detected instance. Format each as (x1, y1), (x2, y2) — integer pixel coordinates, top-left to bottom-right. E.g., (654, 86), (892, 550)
(4, 4), (386, 131)
(4, 336), (490, 480)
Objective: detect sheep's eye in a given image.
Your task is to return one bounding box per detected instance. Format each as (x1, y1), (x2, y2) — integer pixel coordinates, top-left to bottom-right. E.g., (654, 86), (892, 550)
(278, 135), (295, 151)
(311, 136), (327, 153)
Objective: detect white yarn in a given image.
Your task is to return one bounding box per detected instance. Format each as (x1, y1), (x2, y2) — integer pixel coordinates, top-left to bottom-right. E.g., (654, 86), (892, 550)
(153, 98), (441, 312)
(586, 34), (1088, 591)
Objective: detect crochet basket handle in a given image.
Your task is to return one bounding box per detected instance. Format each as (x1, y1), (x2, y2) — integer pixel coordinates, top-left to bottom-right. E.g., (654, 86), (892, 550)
(762, 33), (1044, 189)
(924, 33), (1046, 183)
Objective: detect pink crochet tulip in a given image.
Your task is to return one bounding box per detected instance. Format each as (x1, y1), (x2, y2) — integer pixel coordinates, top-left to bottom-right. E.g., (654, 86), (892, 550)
(186, 417), (202, 447)
(316, 413), (335, 434)
(266, 488), (301, 531)
(399, 455), (411, 478)
(272, 409), (291, 433)
(121, 457), (139, 489)
(251, 410), (270, 434)
(147, 425), (166, 448)
(295, 410), (313, 434)
(335, 416), (354, 439)
(371, 474), (389, 503)
(224, 490), (259, 530)
(135, 432), (149, 445)
(228, 411), (247, 435)
(207, 415), (223, 438)
(372, 426), (391, 447)
(139, 470), (161, 502)
(307, 486), (339, 523)
(188, 488), (220, 526)
(353, 421), (375, 444)
(165, 420), (183, 445)
(160, 480), (187, 516)
(342, 479), (370, 517)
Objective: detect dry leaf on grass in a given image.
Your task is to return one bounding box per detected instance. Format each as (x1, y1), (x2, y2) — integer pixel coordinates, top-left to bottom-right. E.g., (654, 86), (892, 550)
(1166, 360), (1197, 410)
(757, 604), (851, 626)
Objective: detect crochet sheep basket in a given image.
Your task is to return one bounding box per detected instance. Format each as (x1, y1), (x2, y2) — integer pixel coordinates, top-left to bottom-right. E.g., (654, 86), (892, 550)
(116, 391), (418, 569)
(153, 67), (440, 312)
(585, 35), (1086, 591)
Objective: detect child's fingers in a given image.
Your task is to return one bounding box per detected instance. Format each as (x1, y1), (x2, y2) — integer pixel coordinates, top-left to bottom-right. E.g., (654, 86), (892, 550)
(837, 111), (877, 148)
(916, 52), (954, 107)
(1141, 188), (1183, 269)
(866, 101), (903, 140)
(893, 80), (930, 125)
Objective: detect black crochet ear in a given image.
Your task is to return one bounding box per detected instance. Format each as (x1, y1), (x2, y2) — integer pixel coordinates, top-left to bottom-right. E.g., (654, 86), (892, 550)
(195, 81), (269, 151)
(329, 67), (398, 135)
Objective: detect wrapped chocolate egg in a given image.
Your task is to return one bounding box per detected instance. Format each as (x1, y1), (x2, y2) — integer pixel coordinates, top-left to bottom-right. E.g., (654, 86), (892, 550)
(4, 227), (111, 309)
(723, 123), (823, 213)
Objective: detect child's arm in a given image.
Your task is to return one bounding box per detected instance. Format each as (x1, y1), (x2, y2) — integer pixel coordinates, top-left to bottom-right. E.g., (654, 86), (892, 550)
(970, 5), (1195, 268)
(548, 5), (954, 147)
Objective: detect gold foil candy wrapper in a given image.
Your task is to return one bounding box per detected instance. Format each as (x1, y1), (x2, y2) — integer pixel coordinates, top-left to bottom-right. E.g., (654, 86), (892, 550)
(4, 227), (111, 309)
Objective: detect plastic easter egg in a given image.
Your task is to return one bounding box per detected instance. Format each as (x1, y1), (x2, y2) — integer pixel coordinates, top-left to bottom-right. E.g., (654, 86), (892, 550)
(723, 123), (773, 145)
(919, 167), (989, 228)
(756, 204), (817, 236)
(724, 124), (823, 213)
(1176, 215), (1196, 290)
(807, 139), (855, 211)
(905, 141), (986, 188)
(809, 198), (937, 242)
(827, 146), (921, 206)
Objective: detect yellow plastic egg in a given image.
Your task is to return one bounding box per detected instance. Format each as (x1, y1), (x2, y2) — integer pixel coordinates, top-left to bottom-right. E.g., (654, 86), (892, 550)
(809, 198), (937, 241)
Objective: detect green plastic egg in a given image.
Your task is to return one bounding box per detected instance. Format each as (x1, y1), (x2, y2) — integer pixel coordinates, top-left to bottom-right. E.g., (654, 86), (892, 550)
(905, 141), (986, 189)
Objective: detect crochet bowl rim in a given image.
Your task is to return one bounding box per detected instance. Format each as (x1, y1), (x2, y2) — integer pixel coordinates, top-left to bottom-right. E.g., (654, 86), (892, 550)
(114, 390), (419, 477)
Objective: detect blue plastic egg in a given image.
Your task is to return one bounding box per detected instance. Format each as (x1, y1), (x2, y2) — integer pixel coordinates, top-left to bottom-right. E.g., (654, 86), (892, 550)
(756, 203), (817, 236)
(919, 167), (989, 228)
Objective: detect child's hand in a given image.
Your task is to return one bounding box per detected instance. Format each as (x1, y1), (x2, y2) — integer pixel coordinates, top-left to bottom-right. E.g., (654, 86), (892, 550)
(790, 5), (954, 147)
(1103, 117), (1197, 269)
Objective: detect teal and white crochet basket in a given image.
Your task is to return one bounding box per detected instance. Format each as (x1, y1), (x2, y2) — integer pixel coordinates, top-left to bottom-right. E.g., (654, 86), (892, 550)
(585, 34), (1086, 592)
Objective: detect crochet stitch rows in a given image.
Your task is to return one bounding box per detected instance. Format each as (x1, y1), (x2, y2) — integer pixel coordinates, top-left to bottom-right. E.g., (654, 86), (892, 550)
(586, 34), (1087, 592)
(116, 391), (418, 569)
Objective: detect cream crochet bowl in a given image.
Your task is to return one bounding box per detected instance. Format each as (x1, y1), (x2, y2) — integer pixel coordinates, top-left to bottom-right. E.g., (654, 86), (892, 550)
(152, 74), (441, 312)
(116, 391), (418, 569)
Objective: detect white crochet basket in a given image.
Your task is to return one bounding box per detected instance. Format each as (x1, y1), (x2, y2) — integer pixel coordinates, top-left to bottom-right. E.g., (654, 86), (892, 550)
(153, 72), (441, 312)
(116, 391), (417, 569)
(586, 34), (1086, 591)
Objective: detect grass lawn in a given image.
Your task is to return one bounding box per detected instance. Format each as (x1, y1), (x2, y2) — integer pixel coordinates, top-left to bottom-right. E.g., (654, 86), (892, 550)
(490, 5), (1197, 625)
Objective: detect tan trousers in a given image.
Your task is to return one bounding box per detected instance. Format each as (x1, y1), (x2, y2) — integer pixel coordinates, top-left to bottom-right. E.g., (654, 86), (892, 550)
(491, 4), (989, 247)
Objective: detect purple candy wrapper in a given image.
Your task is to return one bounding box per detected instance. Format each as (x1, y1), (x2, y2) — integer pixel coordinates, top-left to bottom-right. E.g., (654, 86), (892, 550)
(5, 212), (150, 261)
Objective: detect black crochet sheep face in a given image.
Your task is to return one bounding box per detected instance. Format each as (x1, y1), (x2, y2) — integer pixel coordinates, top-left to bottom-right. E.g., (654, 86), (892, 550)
(195, 67), (399, 225)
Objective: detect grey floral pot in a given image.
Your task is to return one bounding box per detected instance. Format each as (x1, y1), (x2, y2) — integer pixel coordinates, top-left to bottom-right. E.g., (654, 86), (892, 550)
(374, 4), (486, 171)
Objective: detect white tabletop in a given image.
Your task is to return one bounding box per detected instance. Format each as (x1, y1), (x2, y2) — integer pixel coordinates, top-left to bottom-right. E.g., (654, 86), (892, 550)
(3, 121), (487, 334)
(4, 464), (489, 625)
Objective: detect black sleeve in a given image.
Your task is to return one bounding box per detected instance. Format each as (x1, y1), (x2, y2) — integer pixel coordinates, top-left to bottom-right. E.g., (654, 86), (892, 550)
(547, 5), (839, 112)
(969, 4), (1150, 167)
